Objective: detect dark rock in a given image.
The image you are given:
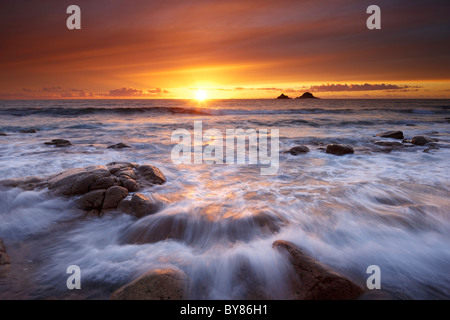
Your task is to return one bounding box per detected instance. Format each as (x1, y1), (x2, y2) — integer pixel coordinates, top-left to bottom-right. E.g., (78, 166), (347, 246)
(110, 268), (188, 300)
(136, 165), (166, 185)
(44, 139), (72, 147)
(121, 177), (140, 192)
(76, 189), (106, 211)
(373, 141), (404, 147)
(411, 136), (438, 146)
(276, 94), (291, 99)
(102, 186), (129, 210)
(117, 199), (132, 214)
(423, 146), (439, 153)
(130, 193), (159, 218)
(273, 240), (364, 300)
(90, 176), (116, 191)
(0, 176), (44, 191)
(284, 146), (310, 155)
(0, 132), (7, 136)
(117, 168), (138, 180)
(20, 128), (37, 133)
(325, 144), (354, 156)
(376, 131), (404, 139)
(106, 162), (138, 174)
(107, 143), (131, 149)
(0, 239), (10, 266)
(296, 92), (319, 99)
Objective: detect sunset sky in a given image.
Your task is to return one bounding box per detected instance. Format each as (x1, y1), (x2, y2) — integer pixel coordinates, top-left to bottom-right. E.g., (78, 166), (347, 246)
(1, 0), (449, 99)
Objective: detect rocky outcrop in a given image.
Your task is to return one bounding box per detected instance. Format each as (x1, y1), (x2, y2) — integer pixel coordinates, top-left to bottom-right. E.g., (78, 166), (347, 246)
(108, 143), (131, 149)
(284, 146), (310, 155)
(44, 139), (72, 147)
(0, 239), (10, 268)
(273, 240), (363, 300)
(376, 131), (404, 139)
(325, 144), (354, 155)
(296, 92), (319, 99)
(276, 94), (291, 99)
(411, 136), (437, 146)
(110, 268), (188, 300)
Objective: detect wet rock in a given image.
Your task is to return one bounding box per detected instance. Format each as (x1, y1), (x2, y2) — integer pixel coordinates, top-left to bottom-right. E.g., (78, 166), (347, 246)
(325, 144), (354, 156)
(76, 189), (106, 211)
(47, 165), (110, 196)
(0, 176), (44, 191)
(90, 177), (116, 191)
(20, 128), (37, 134)
(296, 92), (319, 99)
(0, 132), (7, 136)
(117, 199), (132, 214)
(110, 268), (187, 300)
(285, 146), (310, 155)
(106, 162), (138, 174)
(273, 240), (364, 300)
(102, 186), (128, 210)
(0, 239), (10, 267)
(44, 139), (72, 147)
(117, 168), (137, 180)
(276, 94), (291, 99)
(376, 131), (404, 139)
(423, 146), (439, 153)
(107, 143), (131, 149)
(373, 141), (404, 147)
(136, 165), (166, 185)
(130, 193), (159, 218)
(121, 177), (140, 192)
(411, 136), (437, 146)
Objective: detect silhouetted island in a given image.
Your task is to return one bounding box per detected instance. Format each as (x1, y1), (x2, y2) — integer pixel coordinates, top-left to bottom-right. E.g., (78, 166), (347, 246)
(276, 93), (291, 99)
(296, 92), (319, 99)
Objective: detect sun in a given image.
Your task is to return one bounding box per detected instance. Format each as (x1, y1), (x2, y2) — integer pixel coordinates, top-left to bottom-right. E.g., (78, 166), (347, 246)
(195, 89), (207, 101)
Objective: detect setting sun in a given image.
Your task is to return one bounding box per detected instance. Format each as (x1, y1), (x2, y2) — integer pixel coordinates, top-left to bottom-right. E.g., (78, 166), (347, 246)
(195, 89), (208, 101)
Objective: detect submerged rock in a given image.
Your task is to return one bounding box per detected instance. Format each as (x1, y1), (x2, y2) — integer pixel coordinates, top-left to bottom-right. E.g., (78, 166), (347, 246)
(273, 240), (364, 300)
(296, 92), (319, 99)
(107, 143), (131, 149)
(376, 131), (404, 139)
(325, 144), (354, 155)
(20, 128), (37, 134)
(0, 132), (7, 136)
(373, 141), (404, 147)
(44, 139), (72, 147)
(411, 136), (437, 146)
(284, 145), (310, 155)
(110, 268), (188, 300)
(130, 193), (160, 218)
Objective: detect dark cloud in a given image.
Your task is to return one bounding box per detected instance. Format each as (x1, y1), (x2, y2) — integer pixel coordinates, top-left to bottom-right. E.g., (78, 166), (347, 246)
(308, 83), (423, 92)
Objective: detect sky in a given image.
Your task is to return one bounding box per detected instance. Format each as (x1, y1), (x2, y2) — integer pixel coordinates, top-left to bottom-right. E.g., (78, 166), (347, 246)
(1, 0), (449, 99)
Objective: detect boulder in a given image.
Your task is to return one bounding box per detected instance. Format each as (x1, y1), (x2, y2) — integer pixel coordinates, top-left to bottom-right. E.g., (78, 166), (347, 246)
(102, 186), (129, 210)
(273, 240), (364, 300)
(136, 165), (166, 185)
(106, 162), (138, 174)
(276, 94), (291, 99)
(376, 131), (404, 139)
(107, 143), (131, 149)
(130, 193), (159, 218)
(120, 177), (140, 192)
(76, 189), (106, 211)
(44, 139), (72, 147)
(285, 146), (310, 155)
(411, 136), (437, 146)
(90, 177), (116, 191)
(20, 128), (37, 133)
(110, 268), (187, 300)
(0, 239), (10, 266)
(325, 144), (354, 155)
(296, 92), (319, 99)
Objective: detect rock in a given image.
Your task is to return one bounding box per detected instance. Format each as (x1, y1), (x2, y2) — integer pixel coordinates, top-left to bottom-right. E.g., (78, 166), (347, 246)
(102, 186), (129, 210)
(0, 132), (7, 136)
(0, 239), (10, 266)
(121, 177), (140, 192)
(20, 128), (37, 133)
(296, 92), (319, 99)
(106, 162), (138, 174)
(136, 165), (166, 185)
(325, 144), (354, 156)
(44, 139), (72, 147)
(376, 131), (404, 139)
(411, 136), (437, 146)
(117, 168), (138, 180)
(276, 94), (291, 99)
(117, 199), (132, 214)
(424, 146), (439, 153)
(76, 189), (106, 211)
(373, 141), (404, 147)
(110, 268), (187, 300)
(90, 177), (116, 191)
(284, 146), (310, 155)
(107, 143), (131, 149)
(273, 240), (364, 300)
(130, 193), (159, 218)
(47, 165), (110, 196)
(0, 176), (44, 191)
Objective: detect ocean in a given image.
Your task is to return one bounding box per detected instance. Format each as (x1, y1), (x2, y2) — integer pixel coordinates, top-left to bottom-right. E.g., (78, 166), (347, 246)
(0, 99), (449, 299)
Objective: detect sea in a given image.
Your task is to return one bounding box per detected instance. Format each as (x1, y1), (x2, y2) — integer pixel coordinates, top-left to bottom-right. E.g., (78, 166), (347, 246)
(0, 99), (449, 299)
